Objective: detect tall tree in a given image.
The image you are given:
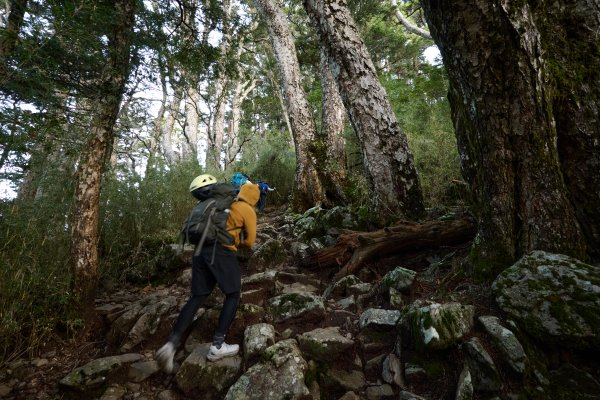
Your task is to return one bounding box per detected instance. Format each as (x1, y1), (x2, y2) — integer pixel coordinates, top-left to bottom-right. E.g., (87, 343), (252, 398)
(316, 46), (347, 202)
(254, 0), (326, 210)
(303, 0), (425, 219)
(538, 0), (600, 259)
(0, 0), (28, 84)
(70, 0), (136, 318)
(421, 0), (591, 277)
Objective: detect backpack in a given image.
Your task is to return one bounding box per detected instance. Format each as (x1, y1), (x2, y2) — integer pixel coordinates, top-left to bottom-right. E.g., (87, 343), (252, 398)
(230, 173), (247, 191)
(258, 181), (268, 194)
(181, 183), (238, 256)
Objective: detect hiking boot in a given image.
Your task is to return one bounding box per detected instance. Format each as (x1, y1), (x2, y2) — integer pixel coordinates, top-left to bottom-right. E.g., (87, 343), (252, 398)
(155, 342), (176, 373)
(207, 342), (239, 361)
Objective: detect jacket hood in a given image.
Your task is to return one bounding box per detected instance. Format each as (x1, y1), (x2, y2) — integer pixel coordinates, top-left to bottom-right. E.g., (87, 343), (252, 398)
(238, 183), (260, 206)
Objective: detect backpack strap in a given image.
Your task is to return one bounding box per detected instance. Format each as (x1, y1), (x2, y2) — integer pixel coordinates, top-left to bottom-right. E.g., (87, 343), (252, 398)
(193, 200), (216, 257)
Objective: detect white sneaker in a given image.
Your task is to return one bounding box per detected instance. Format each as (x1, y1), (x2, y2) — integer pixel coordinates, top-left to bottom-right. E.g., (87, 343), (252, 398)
(207, 342), (239, 361)
(155, 342), (175, 373)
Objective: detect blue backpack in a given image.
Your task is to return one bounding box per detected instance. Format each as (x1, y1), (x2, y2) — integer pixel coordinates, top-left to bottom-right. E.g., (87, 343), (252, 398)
(230, 173), (247, 190)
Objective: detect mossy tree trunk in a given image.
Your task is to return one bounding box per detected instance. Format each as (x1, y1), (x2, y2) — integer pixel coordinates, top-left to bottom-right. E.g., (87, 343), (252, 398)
(421, 0), (589, 278)
(70, 0), (136, 320)
(537, 0), (600, 259)
(303, 0), (425, 220)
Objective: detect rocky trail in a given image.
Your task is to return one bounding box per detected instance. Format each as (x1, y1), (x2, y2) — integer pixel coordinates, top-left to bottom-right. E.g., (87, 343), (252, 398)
(1, 206), (599, 400)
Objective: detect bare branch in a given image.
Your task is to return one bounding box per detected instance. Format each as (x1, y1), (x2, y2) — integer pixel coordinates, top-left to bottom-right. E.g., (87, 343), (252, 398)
(390, 0), (431, 40)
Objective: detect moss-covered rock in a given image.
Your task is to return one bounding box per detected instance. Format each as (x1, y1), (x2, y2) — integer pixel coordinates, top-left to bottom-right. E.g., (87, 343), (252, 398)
(248, 239), (287, 272)
(224, 339), (310, 400)
(492, 251), (600, 350)
(268, 292), (326, 323)
(399, 301), (474, 351)
(59, 353), (142, 397)
(175, 343), (242, 396)
(297, 327), (354, 363)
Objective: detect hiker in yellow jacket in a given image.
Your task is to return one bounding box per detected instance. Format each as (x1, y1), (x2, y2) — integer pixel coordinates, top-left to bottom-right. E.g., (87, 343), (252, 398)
(156, 177), (259, 372)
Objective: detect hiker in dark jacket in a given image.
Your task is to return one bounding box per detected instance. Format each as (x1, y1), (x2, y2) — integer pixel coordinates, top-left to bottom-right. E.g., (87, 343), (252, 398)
(155, 175), (259, 372)
(256, 180), (275, 213)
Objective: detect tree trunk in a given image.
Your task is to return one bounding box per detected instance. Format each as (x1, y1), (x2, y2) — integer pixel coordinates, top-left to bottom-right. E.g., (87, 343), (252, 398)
(0, 0), (28, 82)
(421, 0), (588, 277)
(70, 0), (135, 318)
(161, 85), (182, 165)
(183, 86), (200, 160)
(225, 78), (256, 168)
(254, 0), (326, 211)
(535, 0), (600, 259)
(303, 0), (425, 219)
(315, 46), (347, 205)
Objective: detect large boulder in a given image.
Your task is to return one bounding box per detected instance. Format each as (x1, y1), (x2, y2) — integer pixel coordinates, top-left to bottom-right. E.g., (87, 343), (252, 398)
(268, 292), (326, 324)
(175, 343), (242, 397)
(59, 353), (142, 397)
(224, 339), (310, 400)
(492, 251), (600, 350)
(399, 301), (474, 351)
(297, 326), (354, 363)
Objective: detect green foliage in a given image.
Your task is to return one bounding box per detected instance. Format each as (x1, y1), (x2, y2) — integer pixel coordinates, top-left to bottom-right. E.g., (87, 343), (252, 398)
(98, 159), (200, 286)
(231, 129), (296, 208)
(381, 64), (463, 207)
(0, 192), (76, 364)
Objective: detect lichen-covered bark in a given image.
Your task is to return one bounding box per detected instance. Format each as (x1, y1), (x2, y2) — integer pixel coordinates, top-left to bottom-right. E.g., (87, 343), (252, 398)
(254, 0), (325, 211)
(314, 46), (347, 205)
(532, 0), (600, 259)
(421, 1), (587, 276)
(303, 0), (425, 219)
(70, 0), (136, 316)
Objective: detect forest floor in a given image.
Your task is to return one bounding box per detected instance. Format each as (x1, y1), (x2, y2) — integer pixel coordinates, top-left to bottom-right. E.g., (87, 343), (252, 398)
(4, 205), (586, 400)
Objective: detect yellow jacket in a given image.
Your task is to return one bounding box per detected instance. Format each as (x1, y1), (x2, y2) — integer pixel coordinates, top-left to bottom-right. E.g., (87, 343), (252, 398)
(225, 183), (259, 251)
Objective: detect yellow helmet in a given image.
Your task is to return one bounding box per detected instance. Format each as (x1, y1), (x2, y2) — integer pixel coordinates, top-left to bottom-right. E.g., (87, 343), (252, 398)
(189, 174), (217, 192)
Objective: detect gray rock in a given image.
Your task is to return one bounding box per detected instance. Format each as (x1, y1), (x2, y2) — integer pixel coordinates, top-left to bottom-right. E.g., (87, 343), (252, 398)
(269, 292), (326, 323)
(359, 309), (402, 330)
(399, 390), (427, 400)
(175, 343), (242, 396)
(348, 283), (373, 297)
(382, 267), (417, 292)
(59, 353), (143, 394)
(249, 239), (287, 271)
(455, 365), (473, 400)
(107, 292), (178, 351)
(339, 392), (361, 400)
(290, 242), (310, 258)
(461, 338), (500, 392)
(224, 339), (310, 400)
(399, 301), (474, 350)
(323, 368), (366, 393)
(297, 326), (354, 362)
(128, 360), (159, 382)
(478, 315), (527, 374)
(98, 384), (127, 400)
(366, 384), (395, 399)
(242, 270), (278, 292)
(327, 275), (363, 298)
(243, 323), (276, 362)
(493, 251), (600, 350)
(389, 288), (404, 309)
(404, 363), (426, 384)
(382, 353), (404, 388)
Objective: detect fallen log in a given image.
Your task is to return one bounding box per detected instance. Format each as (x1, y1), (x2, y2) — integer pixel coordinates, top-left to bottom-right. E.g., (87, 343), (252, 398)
(300, 216), (476, 280)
